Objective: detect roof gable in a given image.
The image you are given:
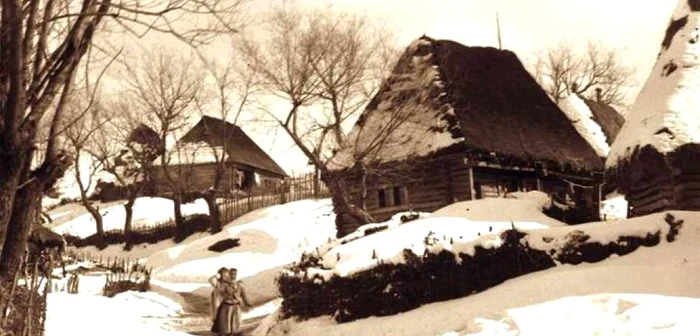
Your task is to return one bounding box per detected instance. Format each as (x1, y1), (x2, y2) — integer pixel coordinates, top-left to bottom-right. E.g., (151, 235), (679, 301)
(331, 37), (604, 173)
(177, 116), (287, 177)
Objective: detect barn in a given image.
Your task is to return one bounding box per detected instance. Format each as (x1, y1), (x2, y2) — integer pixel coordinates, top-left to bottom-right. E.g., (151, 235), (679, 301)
(606, 0), (700, 217)
(151, 116), (287, 196)
(328, 36), (606, 236)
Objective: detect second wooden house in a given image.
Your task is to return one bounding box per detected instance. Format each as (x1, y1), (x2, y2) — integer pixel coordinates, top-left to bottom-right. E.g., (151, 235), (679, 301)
(152, 116), (287, 197)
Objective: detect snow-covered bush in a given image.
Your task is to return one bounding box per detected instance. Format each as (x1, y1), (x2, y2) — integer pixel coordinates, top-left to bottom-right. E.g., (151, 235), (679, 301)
(278, 213), (683, 323)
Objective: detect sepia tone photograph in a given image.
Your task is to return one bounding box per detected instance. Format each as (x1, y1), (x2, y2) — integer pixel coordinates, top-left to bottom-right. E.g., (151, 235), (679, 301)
(0, 0), (698, 335)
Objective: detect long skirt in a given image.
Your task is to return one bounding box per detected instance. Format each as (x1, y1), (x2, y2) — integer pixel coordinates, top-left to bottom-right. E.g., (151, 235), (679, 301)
(211, 301), (241, 335)
(210, 291), (222, 322)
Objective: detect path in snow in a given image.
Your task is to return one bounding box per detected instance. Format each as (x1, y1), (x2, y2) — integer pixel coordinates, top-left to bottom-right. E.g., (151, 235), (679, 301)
(162, 290), (266, 335)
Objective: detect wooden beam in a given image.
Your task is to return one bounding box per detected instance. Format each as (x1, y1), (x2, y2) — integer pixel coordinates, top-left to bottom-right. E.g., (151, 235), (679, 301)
(468, 166), (476, 200)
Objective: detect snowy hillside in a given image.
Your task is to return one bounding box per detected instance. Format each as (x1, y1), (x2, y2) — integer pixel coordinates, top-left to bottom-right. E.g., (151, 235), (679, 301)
(257, 210), (700, 336)
(558, 94), (610, 157)
(607, 0), (700, 166)
(149, 199), (336, 284)
(53, 197), (209, 238)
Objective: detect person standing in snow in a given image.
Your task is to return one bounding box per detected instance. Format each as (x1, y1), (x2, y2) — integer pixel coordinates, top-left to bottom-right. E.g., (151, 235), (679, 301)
(209, 268), (228, 322)
(211, 268), (252, 335)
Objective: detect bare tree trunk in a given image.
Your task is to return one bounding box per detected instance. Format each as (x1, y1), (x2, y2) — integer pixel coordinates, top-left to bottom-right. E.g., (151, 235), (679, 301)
(205, 190), (222, 233)
(0, 181), (41, 283)
(0, 157), (22, 257)
(321, 172), (374, 238)
(76, 172), (105, 249)
(123, 199), (135, 250)
(173, 194), (185, 238)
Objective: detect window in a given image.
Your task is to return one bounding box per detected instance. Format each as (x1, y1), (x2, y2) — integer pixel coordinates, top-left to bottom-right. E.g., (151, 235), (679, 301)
(378, 189), (387, 207)
(377, 186), (408, 208)
(393, 187), (403, 206)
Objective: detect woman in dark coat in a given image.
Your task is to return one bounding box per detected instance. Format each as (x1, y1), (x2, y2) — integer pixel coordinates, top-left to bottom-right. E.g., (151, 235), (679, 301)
(211, 268), (252, 335)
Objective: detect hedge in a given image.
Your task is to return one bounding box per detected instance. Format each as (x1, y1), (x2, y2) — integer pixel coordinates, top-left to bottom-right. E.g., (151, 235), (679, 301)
(64, 214), (214, 249)
(278, 213), (683, 323)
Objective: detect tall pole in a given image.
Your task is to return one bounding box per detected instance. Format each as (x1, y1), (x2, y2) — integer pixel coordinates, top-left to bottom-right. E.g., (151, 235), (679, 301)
(496, 12), (503, 50)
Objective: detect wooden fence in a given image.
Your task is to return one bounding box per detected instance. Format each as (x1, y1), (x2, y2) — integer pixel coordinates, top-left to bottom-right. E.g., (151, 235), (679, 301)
(218, 172), (330, 224)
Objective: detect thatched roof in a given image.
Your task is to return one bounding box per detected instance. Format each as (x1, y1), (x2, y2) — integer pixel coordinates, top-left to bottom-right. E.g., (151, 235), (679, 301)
(175, 116), (287, 177)
(330, 37), (604, 173)
(607, 0), (700, 169)
(580, 98), (625, 144)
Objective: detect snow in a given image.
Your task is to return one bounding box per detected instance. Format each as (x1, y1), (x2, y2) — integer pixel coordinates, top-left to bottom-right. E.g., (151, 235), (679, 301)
(45, 290), (187, 336)
(306, 218), (548, 279)
(433, 191), (566, 228)
(298, 192), (563, 279)
(558, 94), (610, 157)
(607, 1), (700, 166)
(257, 211), (700, 336)
(53, 197), (209, 238)
(147, 199), (336, 284)
(600, 193), (628, 220)
(328, 37), (462, 169)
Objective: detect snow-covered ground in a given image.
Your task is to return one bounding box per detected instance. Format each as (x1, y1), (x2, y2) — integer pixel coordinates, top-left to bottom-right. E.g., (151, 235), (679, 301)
(53, 197), (209, 238)
(47, 190), (699, 336)
(257, 210), (700, 336)
(149, 198), (336, 285)
(45, 277), (188, 336)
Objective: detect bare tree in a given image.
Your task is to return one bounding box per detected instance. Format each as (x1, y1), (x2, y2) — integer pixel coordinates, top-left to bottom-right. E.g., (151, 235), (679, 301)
(123, 50), (202, 238)
(532, 41), (634, 106)
(62, 94), (109, 248)
(193, 51), (260, 232)
(240, 6), (396, 226)
(0, 0), (249, 317)
(86, 98), (160, 250)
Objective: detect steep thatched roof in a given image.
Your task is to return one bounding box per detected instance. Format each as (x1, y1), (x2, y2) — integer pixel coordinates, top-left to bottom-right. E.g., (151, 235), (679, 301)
(330, 37), (604, 173)
(580, 98), (625, 144)
(176, 116), (287, 177)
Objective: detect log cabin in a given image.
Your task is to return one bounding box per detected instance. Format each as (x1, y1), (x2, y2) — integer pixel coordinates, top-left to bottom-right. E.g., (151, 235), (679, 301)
(151, 116), (287, 197)
(328, 36), (607, 236)
(606, 0), (700, 217)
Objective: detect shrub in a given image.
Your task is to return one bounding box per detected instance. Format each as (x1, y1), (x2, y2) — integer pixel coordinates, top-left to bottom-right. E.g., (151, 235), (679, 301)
(363, 225), (388, 236)
(65, 214), (213, 249)
(279, 212), (680, 323)
(174, 214), (214, 243)
(103, 280), (150, 298)
(279, 229), (555, 322)
(208, 238), (241, 252)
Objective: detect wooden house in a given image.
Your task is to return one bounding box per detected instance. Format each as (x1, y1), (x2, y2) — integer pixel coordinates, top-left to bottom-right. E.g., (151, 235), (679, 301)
(606, 0), (700, 217)
(328, 36), (606, 236)
(152, 116), (287, 196)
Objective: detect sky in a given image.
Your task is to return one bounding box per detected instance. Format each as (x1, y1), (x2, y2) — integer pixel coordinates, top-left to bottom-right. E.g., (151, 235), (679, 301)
(92, 1), (680, 176)
(249, 0), (679, 174)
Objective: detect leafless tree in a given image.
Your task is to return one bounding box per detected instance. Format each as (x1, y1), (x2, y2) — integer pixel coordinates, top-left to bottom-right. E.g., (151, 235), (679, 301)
(62, 93), (109, 248)
(123, 50), (202, 237)
(240, 6), (396, 226)
(0, 0), (250, 317)
(532, 41), (634, 106)
(193, 51), (260, 232)
(87, 97), (160, 250)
